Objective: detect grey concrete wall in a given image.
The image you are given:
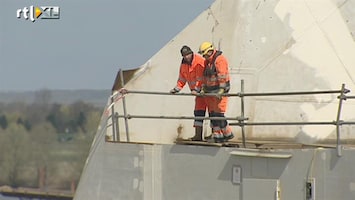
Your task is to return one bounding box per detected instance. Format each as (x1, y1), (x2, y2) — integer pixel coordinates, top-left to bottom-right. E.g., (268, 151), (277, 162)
(74, 140), (355, 200)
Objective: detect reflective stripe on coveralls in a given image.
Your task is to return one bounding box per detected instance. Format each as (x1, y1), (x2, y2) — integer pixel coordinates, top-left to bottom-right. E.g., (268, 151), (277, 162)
(174, 53), (205, 92)
(174, 53), (207, 127)
(203, 50), (230, 93)
(203, 50), (233, 139)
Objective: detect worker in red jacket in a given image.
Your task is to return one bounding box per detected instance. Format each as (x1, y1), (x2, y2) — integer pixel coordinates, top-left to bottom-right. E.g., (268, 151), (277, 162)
(170, 45), (207, 141)
(198, 42), (234, 143)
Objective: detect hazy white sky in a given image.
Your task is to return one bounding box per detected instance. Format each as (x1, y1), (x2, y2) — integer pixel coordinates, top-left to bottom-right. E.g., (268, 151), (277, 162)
(0, 0), (214, 91)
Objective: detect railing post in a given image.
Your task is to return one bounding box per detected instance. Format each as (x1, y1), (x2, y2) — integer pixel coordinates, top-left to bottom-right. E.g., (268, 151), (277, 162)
(240, 80), (246, 148)
(115, 112), (120, 141)
(110, 94), (117, 141)
(335, 84), (346, 157)
(119, 69), (130, 142)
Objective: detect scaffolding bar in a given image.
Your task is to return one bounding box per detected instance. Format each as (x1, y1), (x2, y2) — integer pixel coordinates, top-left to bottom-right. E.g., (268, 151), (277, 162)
(239, 89), (346, 97)
(335, 84), (346, 156)
(109, 76), (355, 156)
(120, 70), (130, 142)
(232, 121), (341, 126)
(240, 80), (246, 147)
(110, 94), (117, 141)
(116, 115), (243, 121)
(115, 114), (355, 126)
(126, 89), (347, 97)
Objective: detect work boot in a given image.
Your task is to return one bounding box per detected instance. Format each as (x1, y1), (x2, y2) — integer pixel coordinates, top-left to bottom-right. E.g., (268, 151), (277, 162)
(224, 133), (234, 142)
(203, 128), (213, 141)
(204, 134), (212, 140)
(214, 137), (225, 143)
(190, 126), (203, 141)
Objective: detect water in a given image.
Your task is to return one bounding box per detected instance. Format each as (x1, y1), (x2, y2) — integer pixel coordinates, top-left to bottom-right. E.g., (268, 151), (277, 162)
(0, 194), (54, 200)
(0, 194), (14, 200)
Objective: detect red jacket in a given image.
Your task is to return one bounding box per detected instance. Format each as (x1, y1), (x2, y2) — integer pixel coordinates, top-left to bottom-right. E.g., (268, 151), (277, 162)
(174, 53), (205, 92)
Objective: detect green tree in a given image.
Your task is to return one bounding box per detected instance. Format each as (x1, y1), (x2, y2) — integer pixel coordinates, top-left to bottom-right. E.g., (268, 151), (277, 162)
(0, 123), (31, 187)
(29, 122), (58, 188)
(0, 114), (8, 129)
(16, 117), (31, 131)
(0, 97), (102, 189)
(28, 89), (52, 126)
(85, 111), (102, 135)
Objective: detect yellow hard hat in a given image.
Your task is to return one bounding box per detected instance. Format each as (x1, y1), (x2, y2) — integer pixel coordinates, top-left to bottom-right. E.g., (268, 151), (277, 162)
(198, 42), (214, 56)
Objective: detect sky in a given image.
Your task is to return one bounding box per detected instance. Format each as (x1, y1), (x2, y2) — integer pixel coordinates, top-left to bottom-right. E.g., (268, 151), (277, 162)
(0, 0), (214, 91)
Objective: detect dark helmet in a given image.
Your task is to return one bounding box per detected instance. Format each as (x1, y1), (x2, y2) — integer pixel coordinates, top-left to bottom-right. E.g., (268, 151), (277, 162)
(180, 45), (193, 56)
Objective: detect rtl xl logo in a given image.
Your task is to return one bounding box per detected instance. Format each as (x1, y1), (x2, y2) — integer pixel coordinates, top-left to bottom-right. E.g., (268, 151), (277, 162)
(16, 6), (60, 22)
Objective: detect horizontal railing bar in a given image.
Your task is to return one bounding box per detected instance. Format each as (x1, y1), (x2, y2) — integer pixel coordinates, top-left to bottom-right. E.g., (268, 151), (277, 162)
(230, 122), (337, 126)
(239, 90), (344, 97)
(116, 114), (244, 121)
(115, 114), (355, 126)
(126, 89), (346, 97)
(338, 121), (355, 125)
(127, 90), (195, 96)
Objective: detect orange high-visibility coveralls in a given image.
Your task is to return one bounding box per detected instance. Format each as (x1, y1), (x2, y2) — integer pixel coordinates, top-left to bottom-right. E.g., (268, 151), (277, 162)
(202, 50), (233, 141)
(173, 53), (207, 127)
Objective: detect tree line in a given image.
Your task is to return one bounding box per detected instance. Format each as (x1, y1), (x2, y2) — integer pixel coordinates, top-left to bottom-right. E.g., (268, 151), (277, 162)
(0, 90), (104, 190)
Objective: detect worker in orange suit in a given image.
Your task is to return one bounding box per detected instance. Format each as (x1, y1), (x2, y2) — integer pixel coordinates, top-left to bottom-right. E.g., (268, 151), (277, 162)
(170, 45), (207, 141)
(198, 42), (234, 143)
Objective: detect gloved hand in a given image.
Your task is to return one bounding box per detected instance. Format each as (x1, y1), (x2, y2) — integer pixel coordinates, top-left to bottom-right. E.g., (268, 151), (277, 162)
(119, 88), (128, 94)
(170, 88), (178, 94)
(191, 90), (198, 96)
(216, 88), (225, 99)
(199, 88), (206, 96)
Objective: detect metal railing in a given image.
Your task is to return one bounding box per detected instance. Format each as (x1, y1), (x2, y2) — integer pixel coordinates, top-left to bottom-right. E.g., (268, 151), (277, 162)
(108, 70), (355, 156)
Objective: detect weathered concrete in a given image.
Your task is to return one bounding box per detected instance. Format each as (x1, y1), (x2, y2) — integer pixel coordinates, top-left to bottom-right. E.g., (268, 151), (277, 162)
(75, 0), (355, 199)
(108, 0), (355, 144)
(74, 137), (355, 200)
